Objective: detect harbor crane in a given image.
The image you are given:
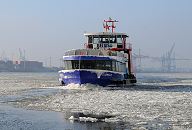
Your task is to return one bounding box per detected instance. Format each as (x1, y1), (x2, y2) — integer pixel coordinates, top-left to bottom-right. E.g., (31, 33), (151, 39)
(19, 48), (26, 61)
(133, 49), (149, 72)
(133, 43), (192, 72)
(161, 43), (176, 72)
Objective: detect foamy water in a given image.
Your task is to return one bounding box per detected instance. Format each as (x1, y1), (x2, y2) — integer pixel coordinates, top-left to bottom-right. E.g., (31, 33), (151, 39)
(1, 72), (192, 129)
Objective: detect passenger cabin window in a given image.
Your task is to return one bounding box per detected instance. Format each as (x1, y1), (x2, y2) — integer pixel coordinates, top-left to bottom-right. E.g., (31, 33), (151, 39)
(64, 60), (126, 72)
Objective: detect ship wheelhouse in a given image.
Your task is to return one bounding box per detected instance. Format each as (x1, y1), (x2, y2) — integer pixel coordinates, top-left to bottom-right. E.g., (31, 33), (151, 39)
(84, 32), (128, 50)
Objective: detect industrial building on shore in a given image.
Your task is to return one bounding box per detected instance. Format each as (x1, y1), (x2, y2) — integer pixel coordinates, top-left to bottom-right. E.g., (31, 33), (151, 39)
(0, 60), (59, 72)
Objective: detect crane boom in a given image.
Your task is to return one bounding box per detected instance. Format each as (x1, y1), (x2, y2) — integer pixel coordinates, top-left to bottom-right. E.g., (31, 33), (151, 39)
(168, 43), (175, 58)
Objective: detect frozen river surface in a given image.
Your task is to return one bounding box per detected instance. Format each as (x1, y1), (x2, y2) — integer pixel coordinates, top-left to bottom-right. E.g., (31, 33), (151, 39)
(1, 72), (192, 129)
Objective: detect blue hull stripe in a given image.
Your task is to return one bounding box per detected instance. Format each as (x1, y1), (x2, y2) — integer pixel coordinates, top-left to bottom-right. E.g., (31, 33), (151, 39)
(59, 70), (124, 87)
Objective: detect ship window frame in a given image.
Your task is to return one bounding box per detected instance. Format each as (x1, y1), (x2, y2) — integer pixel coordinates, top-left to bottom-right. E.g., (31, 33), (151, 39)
(88, 36), (93, 43)
(64, 60), (114, 71)
(117, 35), (122, 43)
(80, 60), (96, 69)
(63, 60), (126, 72)
(64, 60), (72, 70)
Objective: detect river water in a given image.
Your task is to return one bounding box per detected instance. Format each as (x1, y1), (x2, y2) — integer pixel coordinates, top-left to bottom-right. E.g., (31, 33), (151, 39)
(0, 72), (192, 130)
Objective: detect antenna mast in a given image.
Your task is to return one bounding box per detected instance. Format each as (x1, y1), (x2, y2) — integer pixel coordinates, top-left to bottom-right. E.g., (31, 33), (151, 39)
(103, 17), (118, 33)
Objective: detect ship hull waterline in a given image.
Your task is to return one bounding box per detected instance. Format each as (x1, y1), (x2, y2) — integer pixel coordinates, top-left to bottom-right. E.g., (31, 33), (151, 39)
(58, 69), (130, 87)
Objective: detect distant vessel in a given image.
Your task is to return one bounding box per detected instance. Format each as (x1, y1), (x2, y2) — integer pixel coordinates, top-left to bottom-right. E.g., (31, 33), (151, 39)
(59, 18), (136, 87)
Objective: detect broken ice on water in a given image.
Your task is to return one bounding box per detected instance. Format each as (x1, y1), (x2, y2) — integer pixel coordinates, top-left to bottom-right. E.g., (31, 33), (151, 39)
(1, 72), (192, 129)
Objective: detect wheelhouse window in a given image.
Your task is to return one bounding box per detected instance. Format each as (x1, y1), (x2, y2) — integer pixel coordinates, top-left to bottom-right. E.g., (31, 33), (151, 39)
(88, 36), (93, 43)
(93, 37), (99, 44)
(64, 60), (125, 72)
(87, 35), (126, 49)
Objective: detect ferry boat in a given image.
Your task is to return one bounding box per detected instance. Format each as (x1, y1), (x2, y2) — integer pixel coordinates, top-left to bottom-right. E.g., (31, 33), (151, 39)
(59, 18), (136, 87)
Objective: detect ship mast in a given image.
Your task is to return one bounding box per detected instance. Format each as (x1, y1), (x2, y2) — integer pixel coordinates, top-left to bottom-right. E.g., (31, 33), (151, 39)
(103, 18), (135, 79)
(103, 17), (118, 33)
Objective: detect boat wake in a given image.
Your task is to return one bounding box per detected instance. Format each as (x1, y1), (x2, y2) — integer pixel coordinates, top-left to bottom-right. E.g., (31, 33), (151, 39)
(46, 83), (104, 91)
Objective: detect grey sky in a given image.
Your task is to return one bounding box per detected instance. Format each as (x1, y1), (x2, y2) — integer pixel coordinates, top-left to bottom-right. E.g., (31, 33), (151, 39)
(0, 0), (192, 67)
